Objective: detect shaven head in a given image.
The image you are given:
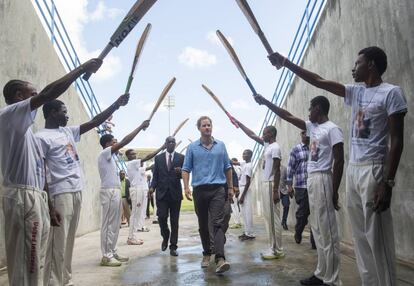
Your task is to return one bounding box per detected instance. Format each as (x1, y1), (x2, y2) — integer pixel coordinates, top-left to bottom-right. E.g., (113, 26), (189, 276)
(100, 134), (114, 148)
(3, 79), (31, 104)
(165, 136), (176, 153)
(358, 46), (387, 76)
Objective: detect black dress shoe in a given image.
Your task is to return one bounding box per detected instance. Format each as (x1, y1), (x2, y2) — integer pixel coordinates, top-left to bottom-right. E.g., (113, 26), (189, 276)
(294, 231), (302, 244)
(161, 239), (168, 251)
(170, 249), (178, 256)
(282, 222), (288, 230)
(300, 275), (325, 285)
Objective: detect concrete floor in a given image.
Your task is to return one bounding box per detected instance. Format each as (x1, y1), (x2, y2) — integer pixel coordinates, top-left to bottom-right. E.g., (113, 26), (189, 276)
(1, 212), (413, 285)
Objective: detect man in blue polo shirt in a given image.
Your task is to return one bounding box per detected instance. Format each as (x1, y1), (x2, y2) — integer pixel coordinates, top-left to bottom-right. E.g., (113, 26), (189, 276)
(182, 116), (234, 274)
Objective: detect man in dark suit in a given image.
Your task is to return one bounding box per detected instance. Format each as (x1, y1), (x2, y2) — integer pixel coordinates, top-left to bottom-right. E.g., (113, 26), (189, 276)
(150, 136), (184, 256)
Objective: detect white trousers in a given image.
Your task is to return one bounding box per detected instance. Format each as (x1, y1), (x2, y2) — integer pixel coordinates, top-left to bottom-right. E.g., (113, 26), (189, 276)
(230, 197), (241, 225)
(2, 185), (50, 286)
(44, 192), (81, 286)
(128, 188), (140, 239)
(308, 172), (341, 286)
(262, 181), (283, 255)
(240, 185), (254, 236)
(99, 188), (121, 258)
(346, 162), (396, 286)
(136, 187), (147, 230)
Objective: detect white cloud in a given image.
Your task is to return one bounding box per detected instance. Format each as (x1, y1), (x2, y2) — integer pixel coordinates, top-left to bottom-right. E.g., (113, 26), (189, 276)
(230, 99), (251, 110)
(51, 0), (123, 81)
(206, 31), (234, 46)
(178, 47), (217, 68)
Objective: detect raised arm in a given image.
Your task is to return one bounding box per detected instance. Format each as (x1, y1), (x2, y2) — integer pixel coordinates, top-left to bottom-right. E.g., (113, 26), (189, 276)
(79, 94), (129, 135)
(254, 95), (306, 130)
(233, 118), (264, 145)
(332, 142), (344, 211)
(30, 59), (102, 110)
(142, 143), (166, 163)
(268, 52), (345, 98)
(110, 120), (150, 154)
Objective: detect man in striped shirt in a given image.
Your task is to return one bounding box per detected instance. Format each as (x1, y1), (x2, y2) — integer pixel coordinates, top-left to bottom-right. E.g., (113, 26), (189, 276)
(287, 131), (315, 248)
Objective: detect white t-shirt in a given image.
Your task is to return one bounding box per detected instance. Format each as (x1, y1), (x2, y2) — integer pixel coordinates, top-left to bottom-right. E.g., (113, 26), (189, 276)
(239, 161), (252, 187)
(36, 126), (82, 196)
(262, 142), (282, 182)
(345, 83), (407, 163)
(306, 120), (343, 174)
(98, 147), (120, 189)
(127, 159), (148, 189)
(0, 98), (45, 189)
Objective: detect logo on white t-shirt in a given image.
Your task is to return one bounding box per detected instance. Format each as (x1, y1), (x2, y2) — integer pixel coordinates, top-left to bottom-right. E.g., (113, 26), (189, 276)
(64, 143), (79, 164)
(310, 140), (320, 162)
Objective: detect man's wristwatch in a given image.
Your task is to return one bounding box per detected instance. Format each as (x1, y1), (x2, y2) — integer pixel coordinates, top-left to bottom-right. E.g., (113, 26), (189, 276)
(383, 179), (396, 188)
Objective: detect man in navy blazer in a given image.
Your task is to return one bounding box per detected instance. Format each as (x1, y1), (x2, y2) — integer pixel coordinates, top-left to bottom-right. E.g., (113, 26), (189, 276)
(150, 136), (184, 256)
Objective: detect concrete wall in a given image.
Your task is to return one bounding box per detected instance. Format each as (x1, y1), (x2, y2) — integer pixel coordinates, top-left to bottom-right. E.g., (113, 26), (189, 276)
(251, 0), (414, 264)
(0, 0), (103, 267)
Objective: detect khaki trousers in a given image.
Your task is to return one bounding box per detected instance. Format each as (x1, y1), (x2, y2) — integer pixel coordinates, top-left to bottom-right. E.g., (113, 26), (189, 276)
(99, 188), (121, 258)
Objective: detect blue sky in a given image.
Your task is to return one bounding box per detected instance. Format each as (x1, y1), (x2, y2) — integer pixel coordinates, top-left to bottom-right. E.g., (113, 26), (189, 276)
(53, 0), (305, 159)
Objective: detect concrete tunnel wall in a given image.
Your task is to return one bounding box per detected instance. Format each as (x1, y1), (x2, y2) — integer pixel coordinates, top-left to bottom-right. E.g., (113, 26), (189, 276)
(250, 0), (414, 264)
(0, 0), (103, 267)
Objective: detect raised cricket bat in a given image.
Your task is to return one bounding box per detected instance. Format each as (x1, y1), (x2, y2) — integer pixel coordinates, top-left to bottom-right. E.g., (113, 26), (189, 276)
(83, 0), (158, 80)
(125, 23), (152, 93)
(216, 30), (257, 95)
(201, 84), (239, 128)
(235, 0), (282, 69)
(148, 77), (176, 121)
(172, 118), (189, 137)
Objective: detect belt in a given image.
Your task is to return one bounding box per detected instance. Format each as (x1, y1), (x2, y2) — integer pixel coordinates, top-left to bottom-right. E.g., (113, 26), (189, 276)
(194, 184), (223, 192)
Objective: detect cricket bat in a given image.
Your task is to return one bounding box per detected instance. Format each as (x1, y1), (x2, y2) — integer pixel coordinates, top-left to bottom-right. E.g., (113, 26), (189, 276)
(172, 118), (189, 137)
(235, 0), (282, 69)
(83, 0), (158, 80)
(216, 30), (257, 95)
(201, 84), (239, 128)
(125, 23), (152, 93)
(148, 77), (176, 121)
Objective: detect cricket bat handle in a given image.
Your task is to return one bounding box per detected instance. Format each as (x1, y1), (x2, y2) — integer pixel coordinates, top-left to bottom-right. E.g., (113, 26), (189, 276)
(257, 31), (282, 70)
(245, 78), (257, 96)
(82, 44), (113, 80)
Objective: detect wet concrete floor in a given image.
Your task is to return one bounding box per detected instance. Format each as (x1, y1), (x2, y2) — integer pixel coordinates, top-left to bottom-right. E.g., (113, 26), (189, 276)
(122, 217), (361, 286)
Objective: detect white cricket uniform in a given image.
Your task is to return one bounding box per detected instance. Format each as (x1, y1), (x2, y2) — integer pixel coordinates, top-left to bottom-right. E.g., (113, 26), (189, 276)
(345, 83), (407, 286)
(306, 120), (343, 286)
(136, 163), (149, 230)
(36, 126), (83, 286)
(231, 165), (242, 225)
(239, 162), (254, 236)
(126, 159), (144, 239)
(261, 142), (283, 256)
(98, 147), (121, 258)
(0, 98), (50, 286)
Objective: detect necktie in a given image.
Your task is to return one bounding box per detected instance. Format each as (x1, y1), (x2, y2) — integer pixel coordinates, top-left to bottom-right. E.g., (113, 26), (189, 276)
(167, 153), (172, 171)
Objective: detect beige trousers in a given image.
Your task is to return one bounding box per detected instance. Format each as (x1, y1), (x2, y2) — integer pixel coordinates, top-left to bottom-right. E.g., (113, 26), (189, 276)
(262, 181), (283, 255)
(99, 188), (121, 258)
(44, 192), (82, 286)
(2, 185), (50, 286)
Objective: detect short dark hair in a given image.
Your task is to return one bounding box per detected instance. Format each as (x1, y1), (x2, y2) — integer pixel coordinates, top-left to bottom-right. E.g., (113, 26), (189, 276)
(311, 96), (330, 115)
(358, 46), (387, 76)
(3, 80), (29, 104)
(125, 149), (134, 156)
(264, 125), (277, 138)
(197, 116), (212, 128)
(42, 99), (65, 119)
(244, 149), (253, 157)
(100, 134), (114, 148)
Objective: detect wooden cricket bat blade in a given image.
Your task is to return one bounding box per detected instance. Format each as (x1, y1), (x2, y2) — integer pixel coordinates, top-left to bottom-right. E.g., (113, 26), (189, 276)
(148, 77), (176, 120)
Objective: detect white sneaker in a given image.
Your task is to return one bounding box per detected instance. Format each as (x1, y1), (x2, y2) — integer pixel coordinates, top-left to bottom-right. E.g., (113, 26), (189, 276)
(100, 257), (121, 267)
(127, 238), (144, 245)
(201, 255), (211, 268)
(215, 258), (230, 274)
(113, 253), (129, 262)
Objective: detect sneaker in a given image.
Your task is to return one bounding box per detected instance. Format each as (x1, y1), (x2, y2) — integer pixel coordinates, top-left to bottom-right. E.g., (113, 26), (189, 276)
(201, 255), (211, 268)
(229, 223), (241, 229)
(241, 235), (256, 241)
(113, 253), (129, 262)
(300, 275), (325, 285)
(238, 234), (248, 240)
(100, 257), (121, 267)
(261, 251), (285, 260)
(138, 227), (150, 232)
(127, 238), (144, 245)
(215, 258), (230, 274)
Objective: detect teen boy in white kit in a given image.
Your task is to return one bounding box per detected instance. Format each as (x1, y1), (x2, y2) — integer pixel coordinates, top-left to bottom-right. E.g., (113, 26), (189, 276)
(98, 119), (150, 266)
(36, 93), (129, 285)
(238, 149), (255, 241)
(232, 117), (284, 260)
(0, 58), (101, 285)
(253, 94), (344, 286)
(125, 145), (164, 245)
(268, 46), (407, 286)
